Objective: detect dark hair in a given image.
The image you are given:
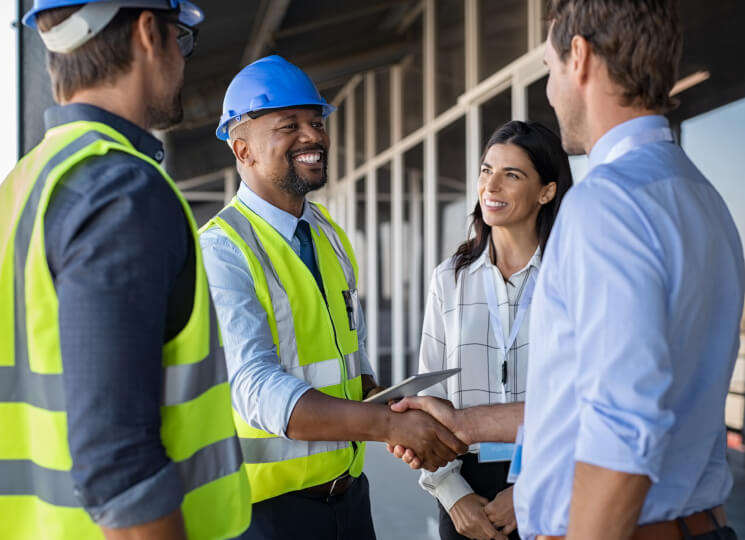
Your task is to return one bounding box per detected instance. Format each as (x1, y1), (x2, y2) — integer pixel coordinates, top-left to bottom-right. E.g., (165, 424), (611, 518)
(37, 7), (171, 103)
(547, 0), (682, 113)
(453, 120), (573, 279)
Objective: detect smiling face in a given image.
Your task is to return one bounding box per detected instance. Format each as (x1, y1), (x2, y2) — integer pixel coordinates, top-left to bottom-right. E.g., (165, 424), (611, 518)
(478, 143), (556, 232)
(233, 106), (329, 199)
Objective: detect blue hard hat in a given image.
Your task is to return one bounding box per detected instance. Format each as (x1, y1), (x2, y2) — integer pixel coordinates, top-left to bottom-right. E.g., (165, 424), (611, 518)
(23, 0), (204, 29)
(216, 55), (336, 141)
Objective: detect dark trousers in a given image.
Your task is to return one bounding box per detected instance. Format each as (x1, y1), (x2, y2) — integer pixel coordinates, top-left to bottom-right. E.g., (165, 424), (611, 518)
(237, 473), (376, 540)
(437, 453), (520, 540)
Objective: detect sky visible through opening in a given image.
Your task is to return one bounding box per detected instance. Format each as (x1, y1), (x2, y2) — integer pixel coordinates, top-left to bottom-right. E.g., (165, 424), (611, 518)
(0, 3), (17, 179)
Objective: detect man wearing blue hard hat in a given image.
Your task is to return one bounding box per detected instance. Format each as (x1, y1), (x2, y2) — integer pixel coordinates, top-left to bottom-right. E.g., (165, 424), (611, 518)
(200, 55), (467, 540)
(0, 1), (251, 539)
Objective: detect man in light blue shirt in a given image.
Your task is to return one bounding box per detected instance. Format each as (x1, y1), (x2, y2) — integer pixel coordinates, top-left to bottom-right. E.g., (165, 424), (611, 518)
(390, 1), (743, 539)
(516, 1), (744, 539)
(201, 181), (374, 436)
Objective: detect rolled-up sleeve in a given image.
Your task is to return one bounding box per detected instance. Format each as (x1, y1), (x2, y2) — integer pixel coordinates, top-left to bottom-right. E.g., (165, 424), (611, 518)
(565, 180), (675, 482)
(200, 228), (312, 438)
(47, 155), (188, 527)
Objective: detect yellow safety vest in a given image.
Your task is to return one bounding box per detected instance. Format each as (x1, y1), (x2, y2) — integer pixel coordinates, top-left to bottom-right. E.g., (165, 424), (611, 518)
(202, 198), (366, 503)
(0, 120), (252, 539)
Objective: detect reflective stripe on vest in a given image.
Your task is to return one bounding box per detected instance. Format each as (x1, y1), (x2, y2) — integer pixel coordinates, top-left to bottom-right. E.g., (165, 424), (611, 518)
(210, 201), (366, 502)
(0, 122), (251, 540)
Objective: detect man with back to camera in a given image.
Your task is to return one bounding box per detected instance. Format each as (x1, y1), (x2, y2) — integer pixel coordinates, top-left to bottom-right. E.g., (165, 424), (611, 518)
(199, 55), (467, 540)
(391, 1), (744, 539)
(0, 1), (252, 539)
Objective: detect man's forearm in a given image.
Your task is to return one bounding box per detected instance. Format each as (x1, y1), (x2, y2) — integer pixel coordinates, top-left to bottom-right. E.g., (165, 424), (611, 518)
(101, 509), (187, 540)
(458, 402), (523, 444)
(286, 388), (391, 442)
(286, 389), (468, 471)
(566, 462), (651, 540)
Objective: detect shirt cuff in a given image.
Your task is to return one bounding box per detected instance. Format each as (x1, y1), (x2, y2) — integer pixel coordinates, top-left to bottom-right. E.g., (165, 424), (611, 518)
(574, 402), (669, 483)
(279, 384), (313, 439)
(419, 462), (474, 511)
(435, 470), (475, 511)
(359, 353), (375, 378)
(84, 462), (184, 528)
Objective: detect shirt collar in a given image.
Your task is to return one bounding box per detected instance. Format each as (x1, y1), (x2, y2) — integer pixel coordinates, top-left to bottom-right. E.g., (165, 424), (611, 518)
(588, 114), (670, 170)
(237, 182), (319, 243)
(468, 244), (542, 275)
(44, 103), (166, 164)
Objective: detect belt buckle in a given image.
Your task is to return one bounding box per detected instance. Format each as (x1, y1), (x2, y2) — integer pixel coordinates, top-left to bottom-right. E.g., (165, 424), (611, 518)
(328, 473), (350, 496)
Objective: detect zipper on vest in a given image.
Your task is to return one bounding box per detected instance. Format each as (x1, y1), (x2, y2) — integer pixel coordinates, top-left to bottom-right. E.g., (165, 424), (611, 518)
(312, 227), (359, 453)
(309, 237), (352, 402)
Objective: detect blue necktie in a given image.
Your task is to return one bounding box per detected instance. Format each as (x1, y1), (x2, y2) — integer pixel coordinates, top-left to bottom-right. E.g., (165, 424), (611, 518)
(294, 220), (324, 294)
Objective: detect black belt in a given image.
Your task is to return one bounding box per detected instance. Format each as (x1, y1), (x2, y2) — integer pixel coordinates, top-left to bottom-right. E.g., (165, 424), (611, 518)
(299, 473), (355, 497)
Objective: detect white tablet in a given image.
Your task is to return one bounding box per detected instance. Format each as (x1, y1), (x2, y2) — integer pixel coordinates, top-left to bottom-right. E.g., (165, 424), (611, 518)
(363, 368), (461, 404)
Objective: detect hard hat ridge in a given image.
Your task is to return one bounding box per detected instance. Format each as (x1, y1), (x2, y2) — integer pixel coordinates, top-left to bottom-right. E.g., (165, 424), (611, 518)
(216, 55), (336, 141)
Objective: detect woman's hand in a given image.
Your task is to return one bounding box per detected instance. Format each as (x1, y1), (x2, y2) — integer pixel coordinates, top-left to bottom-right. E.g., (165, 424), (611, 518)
(448, 493), (505, 540)
(484, 486), (517, 536)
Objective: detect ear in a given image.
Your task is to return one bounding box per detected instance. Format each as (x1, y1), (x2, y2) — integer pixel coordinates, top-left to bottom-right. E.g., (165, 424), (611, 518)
(131, 11), (162, 61)
(231, 137), (254, 167)
(569, 34), (592, 85)
(538, 181), (557, 205)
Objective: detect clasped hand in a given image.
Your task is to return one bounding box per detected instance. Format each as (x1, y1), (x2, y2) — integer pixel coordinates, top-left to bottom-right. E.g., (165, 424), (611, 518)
(386, 395), (469, 470)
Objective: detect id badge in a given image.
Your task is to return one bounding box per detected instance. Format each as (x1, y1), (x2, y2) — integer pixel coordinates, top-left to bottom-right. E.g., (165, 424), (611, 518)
(506, 424), (524, 483)
(341, 288), (359, 331)
(478, 443), (515, 463)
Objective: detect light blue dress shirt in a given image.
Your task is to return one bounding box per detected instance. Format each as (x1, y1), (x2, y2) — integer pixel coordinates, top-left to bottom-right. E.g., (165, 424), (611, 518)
(200, 182), (373, 438)
(514, 115), (745, 539)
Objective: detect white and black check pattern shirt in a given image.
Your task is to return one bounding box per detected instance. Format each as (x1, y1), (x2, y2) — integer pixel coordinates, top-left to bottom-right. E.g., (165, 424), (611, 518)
(417, 246), (541, 509)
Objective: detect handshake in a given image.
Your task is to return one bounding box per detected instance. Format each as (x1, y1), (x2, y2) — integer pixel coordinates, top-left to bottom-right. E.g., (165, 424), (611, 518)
(381, 396), (520, 539)
(381, 396), (472, 472)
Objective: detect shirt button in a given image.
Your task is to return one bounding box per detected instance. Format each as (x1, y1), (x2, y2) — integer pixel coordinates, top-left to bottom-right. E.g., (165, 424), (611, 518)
(154, 150), (164, 162)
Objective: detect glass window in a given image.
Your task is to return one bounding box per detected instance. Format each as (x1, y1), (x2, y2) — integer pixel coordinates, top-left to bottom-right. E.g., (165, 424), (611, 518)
(355, 176), (367, 310)
(336, 102), (346, 179)
(376, 69), (391, 154)
(377, 163), (393, 385)
(437, 117), (468, 262)
(526, 75), (559, 136)
(436, 0), (465, 115)
(404, 144), (425, 376)
(354, 84), (365, 168)
(479, 0), (528, 82)
(481, 89), (512, 150)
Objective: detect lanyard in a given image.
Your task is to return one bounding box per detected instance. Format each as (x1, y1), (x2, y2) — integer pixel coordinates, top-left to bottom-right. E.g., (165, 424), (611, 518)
(601, 127), (674, 165)
(482, 264), (536, 402)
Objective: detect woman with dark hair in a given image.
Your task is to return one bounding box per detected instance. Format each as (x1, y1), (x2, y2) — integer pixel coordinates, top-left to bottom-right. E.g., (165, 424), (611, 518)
(416, 120), (573, 540)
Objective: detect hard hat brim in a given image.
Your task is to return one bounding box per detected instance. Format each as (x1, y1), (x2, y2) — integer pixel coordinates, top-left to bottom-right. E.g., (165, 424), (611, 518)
(216, 102), (337, 141)
(23, 0), (204, 29)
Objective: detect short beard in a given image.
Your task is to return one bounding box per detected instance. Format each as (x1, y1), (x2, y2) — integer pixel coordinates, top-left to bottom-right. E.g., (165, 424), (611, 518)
(555, 100), (586, 156)
(277, 150), (328, 196)
(147, 89), (184, 132)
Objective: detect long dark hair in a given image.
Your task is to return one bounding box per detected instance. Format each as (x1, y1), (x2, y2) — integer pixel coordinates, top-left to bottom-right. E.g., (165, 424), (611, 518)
(453, 120), (573, 280)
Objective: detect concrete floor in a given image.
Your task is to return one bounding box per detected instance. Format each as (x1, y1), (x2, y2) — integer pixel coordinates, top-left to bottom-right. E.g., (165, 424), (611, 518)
(366, 443), (745, 540)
